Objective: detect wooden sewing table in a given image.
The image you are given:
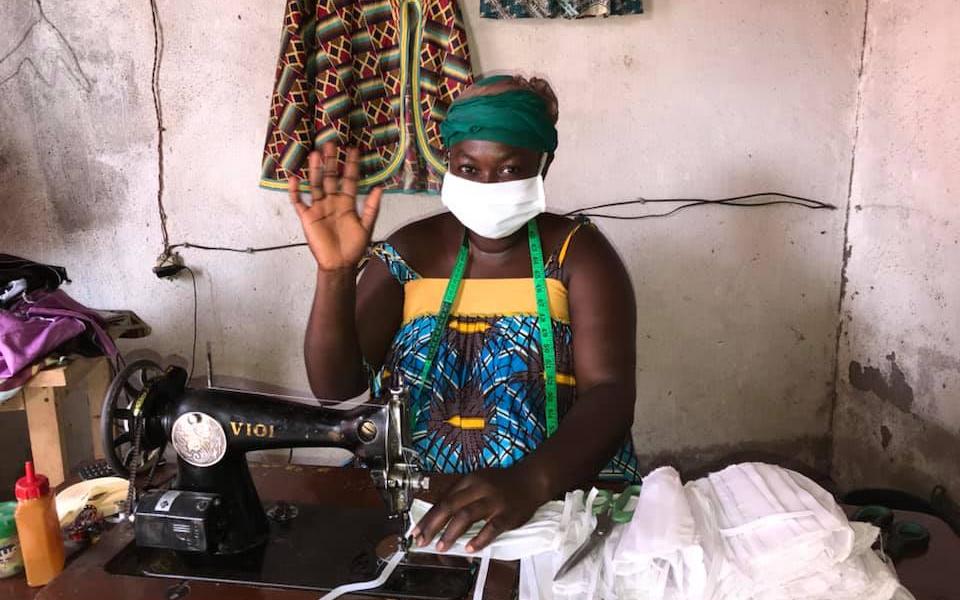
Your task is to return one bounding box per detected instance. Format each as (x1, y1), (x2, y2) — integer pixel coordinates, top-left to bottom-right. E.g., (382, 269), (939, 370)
(2, 463), (957, 600)
(2, 464), (518, 600)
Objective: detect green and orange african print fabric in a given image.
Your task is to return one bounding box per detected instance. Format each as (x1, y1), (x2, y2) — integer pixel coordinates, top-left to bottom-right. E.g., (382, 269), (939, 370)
(261, 0), (473, 194)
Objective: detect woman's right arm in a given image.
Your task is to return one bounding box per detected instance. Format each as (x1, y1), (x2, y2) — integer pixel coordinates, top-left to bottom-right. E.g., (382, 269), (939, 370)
(290, 142), (399, 400)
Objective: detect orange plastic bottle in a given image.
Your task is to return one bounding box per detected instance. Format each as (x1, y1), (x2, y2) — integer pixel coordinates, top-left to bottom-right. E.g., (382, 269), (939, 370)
(14, 462), (64, 586)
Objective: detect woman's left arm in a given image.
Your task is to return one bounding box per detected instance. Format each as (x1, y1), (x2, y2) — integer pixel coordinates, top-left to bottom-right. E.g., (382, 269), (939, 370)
(412, 224), (637, 552)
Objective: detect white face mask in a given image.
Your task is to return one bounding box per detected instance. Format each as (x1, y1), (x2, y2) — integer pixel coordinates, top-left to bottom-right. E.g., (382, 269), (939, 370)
(441, 171), (547, 239)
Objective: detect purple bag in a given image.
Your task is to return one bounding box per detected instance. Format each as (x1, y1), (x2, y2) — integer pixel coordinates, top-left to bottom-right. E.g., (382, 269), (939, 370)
(0, 290), (118, 390)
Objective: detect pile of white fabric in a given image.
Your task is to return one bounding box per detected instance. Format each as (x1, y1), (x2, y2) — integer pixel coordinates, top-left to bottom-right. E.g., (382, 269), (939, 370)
(608, 466), (706, 600)
(624, 463), (915, 600)
(408, 462), (917, 600)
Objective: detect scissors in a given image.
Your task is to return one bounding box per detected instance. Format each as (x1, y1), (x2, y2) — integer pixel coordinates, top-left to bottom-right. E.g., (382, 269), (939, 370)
(553, 485), (641, 581)
(851, 505), (930, 563)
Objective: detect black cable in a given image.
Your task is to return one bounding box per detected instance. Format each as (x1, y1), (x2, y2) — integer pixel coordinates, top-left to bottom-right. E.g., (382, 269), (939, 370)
(572, 199), (836, 221)
(564, 192), (834, 216)
(183, 266), (198, 382)
(168, 241), (307, 254)
(149, 0), (170, 252)
(166, 192), (833, 254)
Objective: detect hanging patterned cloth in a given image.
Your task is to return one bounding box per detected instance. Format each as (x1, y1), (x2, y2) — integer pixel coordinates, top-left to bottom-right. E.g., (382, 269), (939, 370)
(480, 0), (642, 19)
(260, 0), (473, 194)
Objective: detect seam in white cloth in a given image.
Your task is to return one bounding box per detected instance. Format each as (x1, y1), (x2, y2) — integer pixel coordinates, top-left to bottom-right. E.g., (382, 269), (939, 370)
(717, 511), (815, 537)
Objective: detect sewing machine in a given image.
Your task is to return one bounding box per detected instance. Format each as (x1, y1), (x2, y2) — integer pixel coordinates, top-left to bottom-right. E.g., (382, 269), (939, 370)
(98, 359), (474, 598)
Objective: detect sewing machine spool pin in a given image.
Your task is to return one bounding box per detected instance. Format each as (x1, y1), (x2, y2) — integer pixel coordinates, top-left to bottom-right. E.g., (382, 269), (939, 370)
(205, 342), (213, 388)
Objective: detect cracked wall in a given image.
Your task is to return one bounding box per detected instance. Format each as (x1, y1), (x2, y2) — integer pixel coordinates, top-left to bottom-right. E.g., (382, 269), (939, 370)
(833, 0), (960, 496)
(2, 1), (866, 474)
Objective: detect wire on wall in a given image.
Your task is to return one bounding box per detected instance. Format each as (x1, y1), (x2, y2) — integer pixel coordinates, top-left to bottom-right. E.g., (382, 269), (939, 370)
(168, 241), (308, 254)
(146, 0), (197, 381)
(161, 193), (835, 255)
(149, 0), (170, 252)
(563, 192), (836, 220)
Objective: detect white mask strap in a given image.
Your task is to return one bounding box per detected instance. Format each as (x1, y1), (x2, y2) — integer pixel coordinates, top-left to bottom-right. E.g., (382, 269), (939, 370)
(317, 549), (405, 600)
(472, 547), (493, 600)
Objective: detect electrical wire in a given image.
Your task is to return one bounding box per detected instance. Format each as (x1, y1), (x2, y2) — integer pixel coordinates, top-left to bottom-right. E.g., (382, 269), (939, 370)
(563, 192), (836, 220)
(567, 191), (834, 213)
(164, 192), (832, 254)
(168, 241), (307, 254)
(149, 0), (170, 252)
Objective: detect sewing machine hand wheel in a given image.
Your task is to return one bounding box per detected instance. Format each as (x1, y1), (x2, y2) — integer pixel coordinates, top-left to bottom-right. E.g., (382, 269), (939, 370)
(100, 359), (166, 476)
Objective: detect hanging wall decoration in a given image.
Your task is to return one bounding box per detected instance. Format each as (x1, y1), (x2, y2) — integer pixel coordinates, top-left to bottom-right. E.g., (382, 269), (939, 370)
(261, 0), (474, 194)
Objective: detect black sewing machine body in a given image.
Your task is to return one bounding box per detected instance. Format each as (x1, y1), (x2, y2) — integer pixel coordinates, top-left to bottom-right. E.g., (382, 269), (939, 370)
(101, 361), (472, 598)
(144, 386), (396, 554)
(101, 360), (426, 556)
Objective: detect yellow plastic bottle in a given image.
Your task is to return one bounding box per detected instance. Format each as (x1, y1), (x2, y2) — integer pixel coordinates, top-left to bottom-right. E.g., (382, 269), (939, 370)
(14, 462), (65, 586)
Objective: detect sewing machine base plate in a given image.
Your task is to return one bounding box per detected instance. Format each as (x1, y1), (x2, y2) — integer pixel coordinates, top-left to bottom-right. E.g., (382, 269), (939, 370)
(104, 502), (475, 599)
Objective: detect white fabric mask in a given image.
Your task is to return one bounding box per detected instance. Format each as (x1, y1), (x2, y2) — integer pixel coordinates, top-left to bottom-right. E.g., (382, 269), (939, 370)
(686, 462), (860, 600)
(612, 466), (706, 600)
(441, 171), (547, 239)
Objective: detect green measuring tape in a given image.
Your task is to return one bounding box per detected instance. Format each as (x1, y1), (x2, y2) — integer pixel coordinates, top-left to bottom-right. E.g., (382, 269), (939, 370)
(415, 220), (560, 436)
(413, 238), (469, 429)
(527, 220), (559, 436)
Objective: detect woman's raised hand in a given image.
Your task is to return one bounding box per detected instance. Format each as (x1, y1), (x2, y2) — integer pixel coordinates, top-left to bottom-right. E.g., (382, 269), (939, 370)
(289, 142), (383, 271)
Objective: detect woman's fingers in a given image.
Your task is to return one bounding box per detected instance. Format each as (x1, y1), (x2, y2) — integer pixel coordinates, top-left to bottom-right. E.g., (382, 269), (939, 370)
(438, 500), (491, 552)
(466, 517), (506, 553)
(322, 142), (340, 196)
(360, 187), (383, 233)
(412, 499), (459, 548)
(409, 476), (475, 539)
(341, 147), (361, 198)
(288, 176), (307, 217)
(308, 150), (325, 203)
(413, 483), (485, 548)
(295, 143), (380, 233)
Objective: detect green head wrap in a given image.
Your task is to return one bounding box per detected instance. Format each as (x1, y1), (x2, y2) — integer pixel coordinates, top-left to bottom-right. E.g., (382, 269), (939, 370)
(440, 80), (558, 154)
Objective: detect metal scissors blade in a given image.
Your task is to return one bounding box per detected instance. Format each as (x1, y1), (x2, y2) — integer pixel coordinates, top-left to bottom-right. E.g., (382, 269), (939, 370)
(553, 508), (613, 582)
(553, 532), (603, 581)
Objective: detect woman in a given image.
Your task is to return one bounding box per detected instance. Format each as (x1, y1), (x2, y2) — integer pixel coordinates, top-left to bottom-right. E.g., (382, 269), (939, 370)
(289, 75), (641, 553)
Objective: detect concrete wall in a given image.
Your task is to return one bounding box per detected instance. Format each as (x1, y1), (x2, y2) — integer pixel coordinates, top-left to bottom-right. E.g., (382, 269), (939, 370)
(2, 1), (866, 474)
(832, 0), (960, 496)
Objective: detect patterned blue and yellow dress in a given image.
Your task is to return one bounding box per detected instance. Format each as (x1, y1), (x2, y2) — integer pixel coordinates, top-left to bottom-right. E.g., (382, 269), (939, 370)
(368, 222), (642, 481)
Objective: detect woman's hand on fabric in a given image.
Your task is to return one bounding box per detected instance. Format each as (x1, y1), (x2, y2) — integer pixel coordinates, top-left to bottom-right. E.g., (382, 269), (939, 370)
(410, 466), (549, 553)
(289, 142), (383, 271)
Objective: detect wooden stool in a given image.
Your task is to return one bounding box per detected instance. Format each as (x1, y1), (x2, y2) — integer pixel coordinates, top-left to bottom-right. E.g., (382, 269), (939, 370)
(0, 357), (112, 487)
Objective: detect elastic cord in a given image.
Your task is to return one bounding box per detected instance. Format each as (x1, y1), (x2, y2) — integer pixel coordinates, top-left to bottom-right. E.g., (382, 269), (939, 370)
(317, 550), (405, 600)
